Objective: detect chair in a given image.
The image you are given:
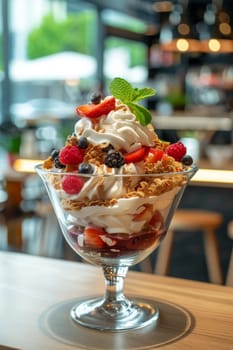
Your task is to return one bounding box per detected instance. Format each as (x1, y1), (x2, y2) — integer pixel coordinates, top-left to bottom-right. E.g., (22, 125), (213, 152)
(141, 209), (223, 284)
(226, 220), (233, 286)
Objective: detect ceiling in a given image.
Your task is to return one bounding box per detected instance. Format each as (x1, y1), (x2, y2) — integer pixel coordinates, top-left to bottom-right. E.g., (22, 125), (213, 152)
(89, 0), (233, 29)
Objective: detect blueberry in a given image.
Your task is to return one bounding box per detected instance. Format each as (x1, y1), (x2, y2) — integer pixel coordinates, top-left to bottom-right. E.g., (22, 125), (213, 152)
(50, 149), (60, 160)
(78, 162), (94, 174)
(90, 92), (102, 104)
(78, 136), (89, 149)
(50, 149), (66, 168)
(54, 158), (66, 169)
(181, 155), (193, 166)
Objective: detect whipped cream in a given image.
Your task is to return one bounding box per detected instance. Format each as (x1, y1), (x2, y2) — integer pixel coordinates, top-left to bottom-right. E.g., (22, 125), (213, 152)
(57, 161), (145, 201)
(66, 186), (180, 235)
(74, 100), (155, 153)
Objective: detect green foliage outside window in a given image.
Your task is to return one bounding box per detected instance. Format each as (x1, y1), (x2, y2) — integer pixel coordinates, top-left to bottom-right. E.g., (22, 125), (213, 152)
(106, 37), (146, 67)
(27, 12), (96, 58)
(27, 12), (146, 67)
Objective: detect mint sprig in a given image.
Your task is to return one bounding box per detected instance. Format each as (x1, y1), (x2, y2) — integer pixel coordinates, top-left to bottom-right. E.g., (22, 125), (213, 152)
(109, 77), (156, 125)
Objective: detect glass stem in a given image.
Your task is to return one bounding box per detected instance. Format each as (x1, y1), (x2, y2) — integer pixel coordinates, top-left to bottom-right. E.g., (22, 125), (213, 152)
(101, 265), (131, 317)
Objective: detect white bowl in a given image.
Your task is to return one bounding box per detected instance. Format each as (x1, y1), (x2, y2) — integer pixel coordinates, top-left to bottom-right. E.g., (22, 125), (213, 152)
(205, 145), (233, 166)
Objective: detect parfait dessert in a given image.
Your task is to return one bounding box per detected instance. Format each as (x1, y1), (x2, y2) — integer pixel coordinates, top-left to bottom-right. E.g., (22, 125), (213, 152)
(36, 77), (196, 330)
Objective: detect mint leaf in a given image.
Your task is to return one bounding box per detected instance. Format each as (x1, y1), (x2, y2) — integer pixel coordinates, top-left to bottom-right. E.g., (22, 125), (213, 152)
(131, 87), (156, 102)
(109, 77), (133, 102)
(127, 102), (152, 126)
(109, 77), (156, 125)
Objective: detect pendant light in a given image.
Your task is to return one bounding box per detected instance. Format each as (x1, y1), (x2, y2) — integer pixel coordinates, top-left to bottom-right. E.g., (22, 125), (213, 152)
(197, 1), (233, 53)
(159, 0), (201, 53)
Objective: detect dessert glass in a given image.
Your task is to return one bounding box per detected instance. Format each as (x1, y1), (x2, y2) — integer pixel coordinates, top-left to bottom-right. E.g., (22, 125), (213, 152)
(36, 164), (197, 331)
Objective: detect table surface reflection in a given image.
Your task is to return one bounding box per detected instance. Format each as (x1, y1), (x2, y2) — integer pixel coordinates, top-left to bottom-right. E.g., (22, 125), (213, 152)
(0, 252), (232, 350)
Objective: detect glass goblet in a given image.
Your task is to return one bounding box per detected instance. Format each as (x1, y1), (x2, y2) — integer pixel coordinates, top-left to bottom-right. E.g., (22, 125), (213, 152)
(36, 164), (197, 331)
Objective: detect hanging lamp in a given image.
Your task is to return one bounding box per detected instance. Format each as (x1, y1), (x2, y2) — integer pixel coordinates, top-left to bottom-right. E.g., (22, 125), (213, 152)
(159, 0), (202, 53)
(197, 2), (233, 53)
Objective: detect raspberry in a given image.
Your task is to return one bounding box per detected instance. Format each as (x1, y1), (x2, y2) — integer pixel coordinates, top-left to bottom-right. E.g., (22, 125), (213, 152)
(166, 141), (186, 161)
(59, 145), (84, 165)
(61, 175), (84, 194)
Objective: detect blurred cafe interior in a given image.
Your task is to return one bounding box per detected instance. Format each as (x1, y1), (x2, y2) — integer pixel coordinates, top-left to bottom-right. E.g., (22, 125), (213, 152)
(0, 0), (233, 284)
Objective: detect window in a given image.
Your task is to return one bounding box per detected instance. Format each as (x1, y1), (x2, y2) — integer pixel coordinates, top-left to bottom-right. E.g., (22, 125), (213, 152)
(8, 0), (98, 127)
(1, 0), (150, 129)
(103, 9), (148, 89)
(0, 0), (3, 123)
(104, 37), (147, 85)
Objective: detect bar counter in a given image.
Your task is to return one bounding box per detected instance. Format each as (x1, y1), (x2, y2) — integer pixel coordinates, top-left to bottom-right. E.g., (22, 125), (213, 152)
(0, 252), (232, 350)
(8, 156), (233, 190)
(152, 112), (233, 131)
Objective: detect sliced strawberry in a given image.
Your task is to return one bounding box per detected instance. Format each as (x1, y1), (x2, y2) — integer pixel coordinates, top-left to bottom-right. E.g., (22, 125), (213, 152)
(124, 147), (148, 164)
(145, 148), (164, 163)
(76, 96), (116, 119)
(76, 104), (95, 116)
(149, 210), (164, 231)
(133, 204), (153, 222)
(84, 226), (106, 248)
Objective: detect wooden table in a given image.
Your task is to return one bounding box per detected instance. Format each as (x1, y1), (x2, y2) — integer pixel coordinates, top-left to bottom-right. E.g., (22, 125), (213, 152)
(0, 252), (232, 350)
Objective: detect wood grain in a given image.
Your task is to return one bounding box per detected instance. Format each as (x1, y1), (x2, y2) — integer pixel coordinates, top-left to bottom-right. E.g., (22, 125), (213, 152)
(0, 252), (232, 350)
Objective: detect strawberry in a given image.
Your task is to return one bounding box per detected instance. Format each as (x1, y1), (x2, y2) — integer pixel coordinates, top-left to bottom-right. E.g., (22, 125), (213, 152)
(145, 148), (164, 163)
(61, 175), (84, 194)
(76, 96), (116, 119)
(133, 204), (153, 222)
(59, 145), (84, 165)
(149, 210), (164, 232)
(84, 226), (106, 248)
(166, 141), (186, 161)
(124, 147), (148, 164)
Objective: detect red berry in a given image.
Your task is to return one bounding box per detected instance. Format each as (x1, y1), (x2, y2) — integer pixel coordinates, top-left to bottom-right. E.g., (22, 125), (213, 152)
(166, 141), (186, 161)
(124, 147), (148, 164)
(145, 148), (164, 163)
(84, 226), (106, 248)
(149, 210), (164, 231)
(59, 145), (84, 165)
(133, 204), (153, 222)
(76, 96), (116, 119)
(61, 175), (84, 194)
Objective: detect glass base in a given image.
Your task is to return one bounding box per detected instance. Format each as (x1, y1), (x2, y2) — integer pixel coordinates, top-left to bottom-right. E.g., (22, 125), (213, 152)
(70, 297), (159, 331)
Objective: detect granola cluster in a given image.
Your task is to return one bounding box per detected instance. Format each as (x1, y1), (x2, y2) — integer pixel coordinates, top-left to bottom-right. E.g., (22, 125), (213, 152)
(52, 171), (186, 212)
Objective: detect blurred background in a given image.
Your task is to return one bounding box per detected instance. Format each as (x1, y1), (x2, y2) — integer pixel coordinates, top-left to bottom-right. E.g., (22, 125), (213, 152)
(0, 0), (232, 283)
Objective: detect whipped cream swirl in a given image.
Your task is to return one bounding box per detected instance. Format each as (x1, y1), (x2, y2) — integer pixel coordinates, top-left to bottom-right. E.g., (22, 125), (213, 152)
(66, 187), (180, 235)
(74, 100), (155, 153)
